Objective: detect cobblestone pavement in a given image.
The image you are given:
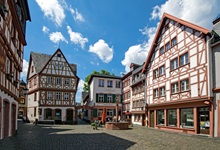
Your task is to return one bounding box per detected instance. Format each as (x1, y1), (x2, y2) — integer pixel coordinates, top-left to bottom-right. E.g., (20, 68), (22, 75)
(0, 120), (220, 150)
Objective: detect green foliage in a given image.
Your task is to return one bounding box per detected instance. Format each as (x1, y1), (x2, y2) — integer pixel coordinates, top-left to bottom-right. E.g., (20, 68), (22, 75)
(83, 70), (114, 92)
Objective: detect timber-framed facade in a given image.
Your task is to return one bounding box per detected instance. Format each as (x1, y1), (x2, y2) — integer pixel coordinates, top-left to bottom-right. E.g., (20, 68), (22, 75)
(142, 13), (215, 136)
(27, 49), (79, 124)
(0, 0), (30, 139)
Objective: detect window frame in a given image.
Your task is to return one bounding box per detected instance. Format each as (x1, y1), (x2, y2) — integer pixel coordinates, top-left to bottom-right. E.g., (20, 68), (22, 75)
(171, 58), (178, 70)
(180, 52), (188, 66)
(99, 79), (104, 87)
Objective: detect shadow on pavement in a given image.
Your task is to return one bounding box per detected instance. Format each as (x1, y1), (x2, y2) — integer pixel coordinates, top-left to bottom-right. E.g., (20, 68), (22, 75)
(0, 122), (135, 150)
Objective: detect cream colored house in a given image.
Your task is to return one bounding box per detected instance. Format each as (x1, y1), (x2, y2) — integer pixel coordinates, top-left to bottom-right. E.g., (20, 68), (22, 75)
(27, 49), (79, 124)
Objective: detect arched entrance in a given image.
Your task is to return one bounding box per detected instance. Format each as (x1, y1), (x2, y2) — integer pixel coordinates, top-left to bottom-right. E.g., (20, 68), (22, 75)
(66, 109), (73, 124)
(54, 109), (62, 124)
(44, 108), (52, 120)
(3, 100), (9, 138)
(11, 103), (16, 136)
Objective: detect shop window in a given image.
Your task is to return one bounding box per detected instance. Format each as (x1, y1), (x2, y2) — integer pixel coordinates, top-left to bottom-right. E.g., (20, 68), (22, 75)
(157, 110), (164, 126)
(45, 109), (52, 120)
(167, 109), (177, 126)
(180, 108), (194, 128)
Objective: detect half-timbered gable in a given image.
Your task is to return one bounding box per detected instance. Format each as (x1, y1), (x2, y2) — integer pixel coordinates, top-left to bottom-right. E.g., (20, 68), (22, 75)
(142, 13), (214, 136)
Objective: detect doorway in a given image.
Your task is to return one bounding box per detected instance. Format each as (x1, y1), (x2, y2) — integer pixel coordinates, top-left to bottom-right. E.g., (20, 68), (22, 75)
(3, 101), (9, 138)
(198, 107), (210, 135)
(150, 110), (154, 127)
(66, 109), (73, 124)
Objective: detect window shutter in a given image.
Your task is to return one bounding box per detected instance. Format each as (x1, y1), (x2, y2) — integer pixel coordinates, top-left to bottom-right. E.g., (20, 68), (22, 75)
(96, 94), (98, 102)
(104, 94), (107, 103)
(114, 109), (116, 116)
(93, 108), (97, 117)
(113, 94), (116, 103)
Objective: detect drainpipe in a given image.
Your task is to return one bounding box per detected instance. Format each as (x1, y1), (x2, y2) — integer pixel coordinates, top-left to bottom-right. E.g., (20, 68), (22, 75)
(207, 33), (214, 137)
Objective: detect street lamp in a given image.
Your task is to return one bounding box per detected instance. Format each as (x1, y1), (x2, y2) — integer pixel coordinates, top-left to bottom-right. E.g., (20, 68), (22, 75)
(115, 97), (120, 122)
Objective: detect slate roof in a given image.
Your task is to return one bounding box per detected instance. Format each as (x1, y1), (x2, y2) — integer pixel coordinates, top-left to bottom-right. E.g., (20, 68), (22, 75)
(30, 52), (51, 73)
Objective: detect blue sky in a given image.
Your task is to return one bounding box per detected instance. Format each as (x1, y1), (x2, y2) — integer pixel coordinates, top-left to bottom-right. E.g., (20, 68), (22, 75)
(22, 0), (220, 102)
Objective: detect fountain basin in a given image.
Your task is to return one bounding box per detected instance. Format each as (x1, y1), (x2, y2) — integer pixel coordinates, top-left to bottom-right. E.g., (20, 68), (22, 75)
(105, 122), (129, 130)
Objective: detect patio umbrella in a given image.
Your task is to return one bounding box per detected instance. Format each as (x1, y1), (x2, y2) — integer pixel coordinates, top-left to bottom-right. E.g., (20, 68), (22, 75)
(101, 107), (106, 124)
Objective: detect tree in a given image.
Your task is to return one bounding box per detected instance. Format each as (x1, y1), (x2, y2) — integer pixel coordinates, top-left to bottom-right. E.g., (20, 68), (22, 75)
(83, 70), (114, 92)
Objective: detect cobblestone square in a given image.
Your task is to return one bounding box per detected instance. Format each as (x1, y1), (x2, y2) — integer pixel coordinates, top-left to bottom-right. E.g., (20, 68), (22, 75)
(0, 120), (220, 150)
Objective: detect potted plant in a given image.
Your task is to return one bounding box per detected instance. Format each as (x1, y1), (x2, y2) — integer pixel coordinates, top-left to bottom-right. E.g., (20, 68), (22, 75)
(91, 122), (97, 130)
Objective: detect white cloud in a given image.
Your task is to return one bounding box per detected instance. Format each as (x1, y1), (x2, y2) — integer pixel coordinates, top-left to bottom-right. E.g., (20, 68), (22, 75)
(67, 26), (88, 48)
(35, 0), (65, 27)
(20, 59), (29, 80)
(150, 0), (220, 29)
(69, 7), (85, 22)
(42, 26), (49, 33)
(89, 39), (114, 63)
(122, 0), (220, 72)
(49, 32), (68, 44)
(121, 27), (156, 72)
(75, 79), (85, 102)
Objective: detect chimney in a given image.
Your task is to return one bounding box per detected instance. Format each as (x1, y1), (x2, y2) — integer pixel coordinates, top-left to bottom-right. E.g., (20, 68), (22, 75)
(213, 15), (220, 36)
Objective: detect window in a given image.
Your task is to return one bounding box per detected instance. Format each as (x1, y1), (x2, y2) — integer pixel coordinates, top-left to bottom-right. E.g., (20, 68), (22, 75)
(167, 109), (177, 126)
(47, 77), (53, 84)
(171, 58), (178, 70)
(20, 98), (25, 104)
(64, 92), (69, 100)
(157, 110), (164, 126)
(116, 81), (120, 88)
(57, 54), (61, 57)
(97, 109), (103, 117)
(64, 78), (70, 85)
(99, 79), (104, 87)
(107, 94), (112, 103)
(6, 58), (10, 74)
(180, 108), (194, 128)
(47, 92), (53, 100)
(181, 79), (189, 91)
(159, 65), (165, 76)
(31, 66), (34, 73)
(107, 109), (113, 116)
(160, 86), (165, 97)
(56, 92), (61, 100)
(153, 89), (159, 98)
(180, 53), (188, 66)
(34, 93), (37, 101)
(45, 109), (52, 120)
(171, 82), (179, 94)
(165, 42), (170, 51)
(160, 46), (165, 55)
(107, 80), (113, 87)
(56, 77), (61, 84)
(153, 69), (159, 79)
(34, 77), (37, 85)
(171, 37), (177, 47)
(55, 62), (59, 70)
(98, 94), (104, 102)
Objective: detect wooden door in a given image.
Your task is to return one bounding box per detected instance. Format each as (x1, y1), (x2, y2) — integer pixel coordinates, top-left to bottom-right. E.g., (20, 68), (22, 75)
(150, 110), (154, 127)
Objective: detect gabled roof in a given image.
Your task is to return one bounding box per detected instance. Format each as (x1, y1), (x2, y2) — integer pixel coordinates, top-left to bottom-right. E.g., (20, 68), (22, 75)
(142, 13), (210, 73)
(28, 49), (79, 82)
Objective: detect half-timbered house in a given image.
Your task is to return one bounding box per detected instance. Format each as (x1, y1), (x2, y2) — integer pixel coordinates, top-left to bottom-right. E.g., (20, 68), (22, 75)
(27, 49), (79, 124)
(122, 63), (146, 126)
(211, 16), (220, 137)
(142, 13), (214, 136)
(0, 0), (30, 139)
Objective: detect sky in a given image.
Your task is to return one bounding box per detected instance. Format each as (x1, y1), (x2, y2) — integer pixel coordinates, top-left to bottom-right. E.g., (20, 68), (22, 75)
(21, 0), (220, 102)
